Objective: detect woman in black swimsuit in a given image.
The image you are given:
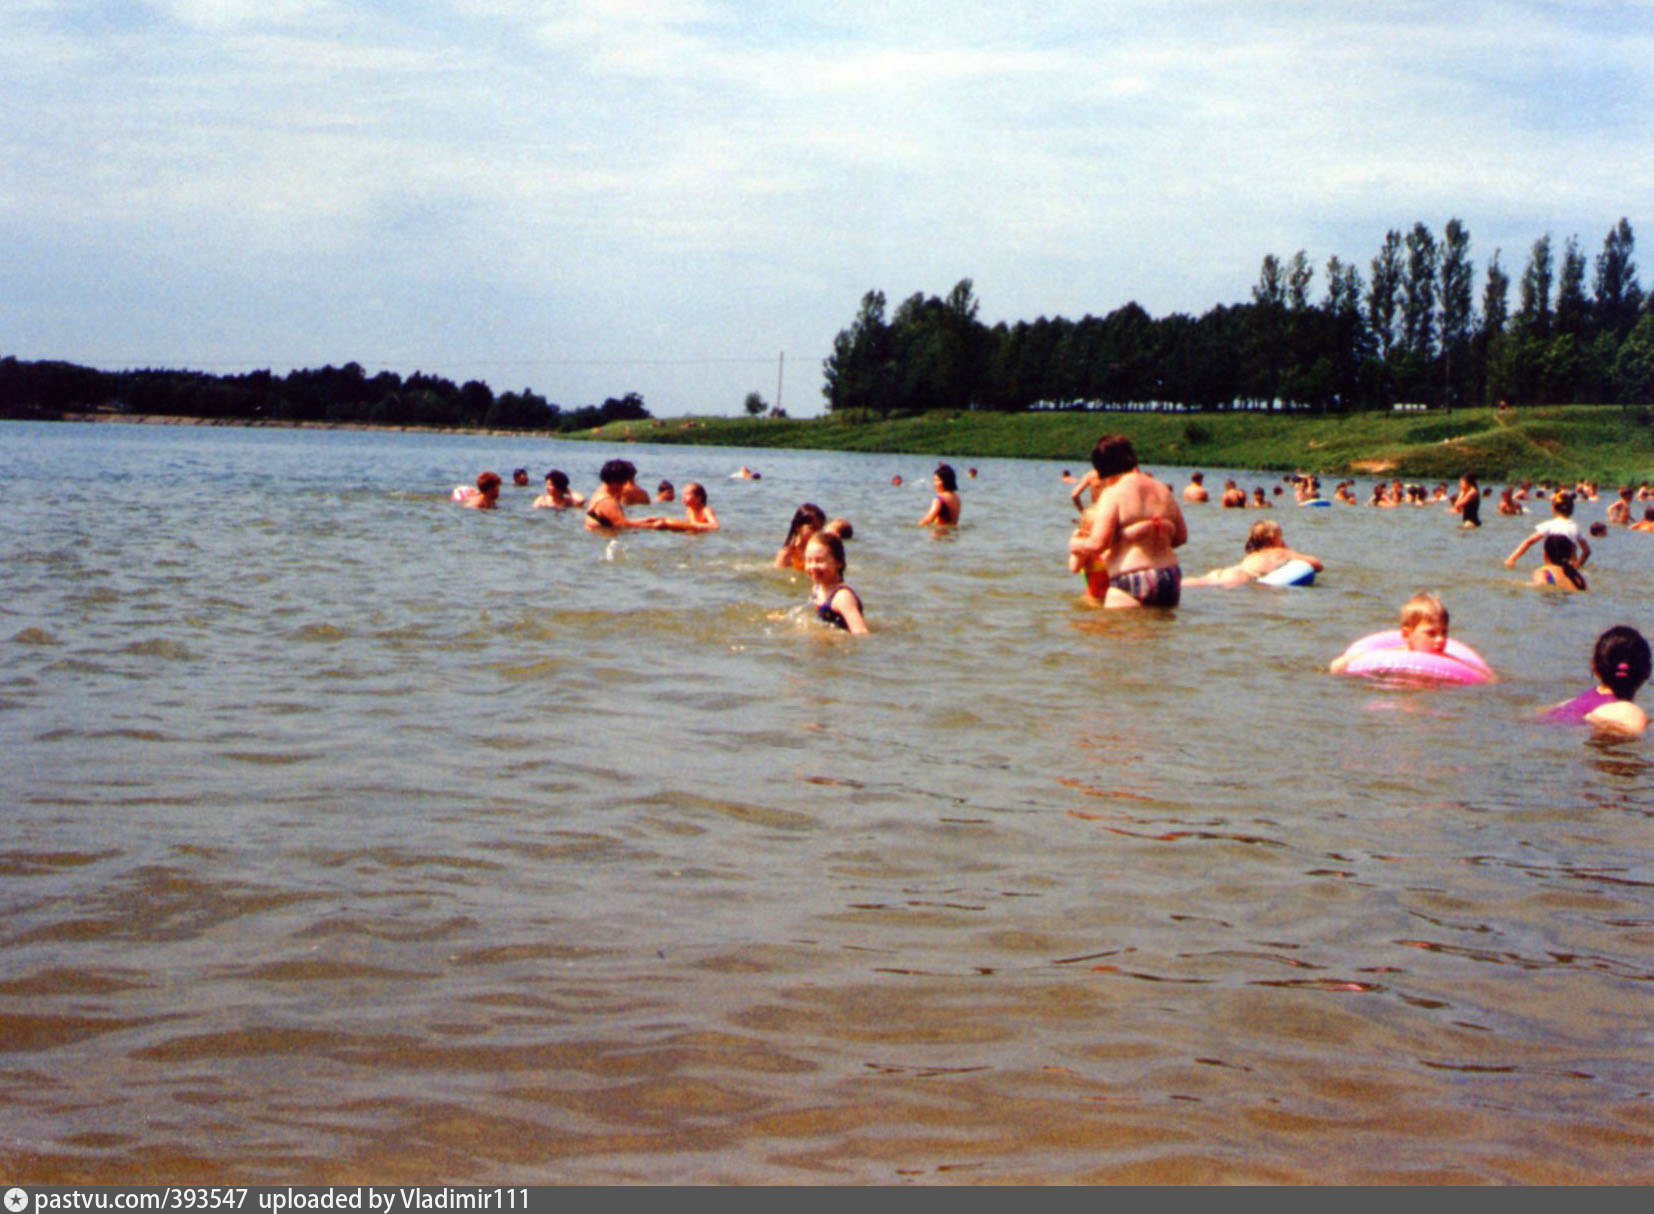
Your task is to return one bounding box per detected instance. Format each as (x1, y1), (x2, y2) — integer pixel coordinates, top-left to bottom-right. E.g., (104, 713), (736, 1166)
(1451, 474), (1481, 528)
(583, 459), (661, 531)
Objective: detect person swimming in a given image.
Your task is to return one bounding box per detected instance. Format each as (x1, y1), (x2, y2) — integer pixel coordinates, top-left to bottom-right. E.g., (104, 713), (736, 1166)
(1531, 533), (1587, 591)
(533, 469), (584, 509)
(456, 471), (501, 509)
(1544, 625), (1651, 734)
(804, 531), (867, 633)
(652, 481), (720, 532)
(1185, 519), (1323, 587)
(775, 503), (827, 570)
(584, 459), (660, 531)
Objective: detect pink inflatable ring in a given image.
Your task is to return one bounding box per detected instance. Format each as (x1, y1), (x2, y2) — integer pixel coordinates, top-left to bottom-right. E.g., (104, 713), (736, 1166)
(1337, 629), (1494, 684)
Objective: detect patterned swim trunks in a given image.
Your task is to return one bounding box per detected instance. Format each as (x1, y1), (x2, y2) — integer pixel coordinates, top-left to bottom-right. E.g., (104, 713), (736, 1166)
(1108, 564), (1181, 607)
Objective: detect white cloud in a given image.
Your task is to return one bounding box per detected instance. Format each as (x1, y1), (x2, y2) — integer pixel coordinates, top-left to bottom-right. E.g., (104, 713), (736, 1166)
(3, 0), (1652, 411)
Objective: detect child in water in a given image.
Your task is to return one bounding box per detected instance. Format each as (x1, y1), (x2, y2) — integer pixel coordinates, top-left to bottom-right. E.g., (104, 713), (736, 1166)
(804, 532), (868, 633)
(1329, 591), (1453, 674)
(775, 503), (826, 570)
(1544, 625), (1650, 735)
(1531, 534), (1587, 591)
(455, 471), (502, 509)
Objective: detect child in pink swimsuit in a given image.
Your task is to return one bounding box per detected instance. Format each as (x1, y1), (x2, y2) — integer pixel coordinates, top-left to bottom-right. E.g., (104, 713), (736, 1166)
(1544, 626), (1650, 734)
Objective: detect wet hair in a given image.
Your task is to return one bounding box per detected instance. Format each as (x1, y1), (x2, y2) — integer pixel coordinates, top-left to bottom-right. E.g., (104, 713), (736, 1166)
(1190, 472), (1204, 483)
(783, 502), (826, 547)
(1589, 521), (1608, 537)
(934, 463), (958, 492)
(807, 530), (847, 572)
(1400, 591), (1448, 633)
(1460, 473), (1478, 488)
(1244, 520), (1284, 552)
(512, 468), (529, 483)
(683, 481), (706, 505)
(1552, 491), (1575, 518)
(1594, 626), (1652, 701)
(1089, 434), (1139, 479)
(657, 480), (674, 494)
(599, 458), (637, 487)
(1542, 534), (1588, 590)
(545, 469), (570, 492)
(477, 471), (502, 493)
(824, 517), (853, 540)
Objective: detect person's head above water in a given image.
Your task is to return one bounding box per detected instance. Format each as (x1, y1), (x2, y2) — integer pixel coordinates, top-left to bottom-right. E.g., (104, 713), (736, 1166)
(1089, 434), (1139, 479)
(1244, 520), (1285, 551)
(934, 463), (958, 492)
(1595, 626), (1652, 700)
(1400, 591), (1449, 651)
(804, 530), (847, 577)
(784, 502), (827, 545)
(599, 458), (637, 488)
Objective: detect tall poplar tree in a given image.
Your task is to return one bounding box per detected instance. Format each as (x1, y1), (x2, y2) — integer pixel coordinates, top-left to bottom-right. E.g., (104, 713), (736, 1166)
(1437, 219), (1474, 409)
(1518, 235), (1554, 336)
(1366, 230), (1403, 360)
(1593, 218), (1642, 337)
(1555, 236), (1589, 338)
(1481, 252), (1510, 339)
(1401, 222), (1438, 361)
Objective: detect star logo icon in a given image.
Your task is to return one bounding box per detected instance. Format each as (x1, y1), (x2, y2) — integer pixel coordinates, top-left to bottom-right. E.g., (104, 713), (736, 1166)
(4, 1189), (28, 1213)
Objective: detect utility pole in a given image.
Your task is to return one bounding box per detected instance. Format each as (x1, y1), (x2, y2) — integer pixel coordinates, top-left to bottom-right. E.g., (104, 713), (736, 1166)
(775, 351), (785, 415)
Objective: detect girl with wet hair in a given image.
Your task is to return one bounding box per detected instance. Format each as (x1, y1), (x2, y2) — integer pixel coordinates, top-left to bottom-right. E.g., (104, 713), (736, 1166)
(1545, 626), (1651, 734)
(775, 503), (827, 569)
(1531, 534), (1588, 592)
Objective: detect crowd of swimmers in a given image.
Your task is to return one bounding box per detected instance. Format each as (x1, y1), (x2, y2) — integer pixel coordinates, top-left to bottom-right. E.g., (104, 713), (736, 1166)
(451, 440), (1651, 734)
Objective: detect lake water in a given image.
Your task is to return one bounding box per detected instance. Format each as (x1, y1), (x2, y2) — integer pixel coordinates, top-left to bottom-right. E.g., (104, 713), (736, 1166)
(3, 419), (1653, 1184)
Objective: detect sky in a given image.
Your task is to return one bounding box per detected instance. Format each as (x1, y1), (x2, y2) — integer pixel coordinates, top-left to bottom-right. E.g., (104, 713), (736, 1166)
(3, 1), (1651, 417)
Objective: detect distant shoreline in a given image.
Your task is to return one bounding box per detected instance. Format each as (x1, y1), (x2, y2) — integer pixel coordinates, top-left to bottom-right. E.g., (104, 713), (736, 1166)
(45, 410), (585, 441)
(21, 404), (1654, 482)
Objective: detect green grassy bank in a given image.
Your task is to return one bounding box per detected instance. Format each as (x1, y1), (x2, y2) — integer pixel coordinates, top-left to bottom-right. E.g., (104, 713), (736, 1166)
(578, 404), (1654, 483)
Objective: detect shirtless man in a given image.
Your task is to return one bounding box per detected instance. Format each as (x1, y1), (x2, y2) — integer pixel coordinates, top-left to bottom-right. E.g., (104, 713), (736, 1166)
(1182, 472), (1209, 503)
(1068, 434), (1188, 608)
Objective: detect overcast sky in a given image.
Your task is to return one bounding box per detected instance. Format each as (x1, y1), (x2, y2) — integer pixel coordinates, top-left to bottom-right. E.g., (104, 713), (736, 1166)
(4, 1), (1650, 416)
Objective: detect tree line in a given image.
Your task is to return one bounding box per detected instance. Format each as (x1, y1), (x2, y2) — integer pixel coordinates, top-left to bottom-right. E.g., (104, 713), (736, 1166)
(0, 358), (652, 432)
(823, 218), (1654, 415)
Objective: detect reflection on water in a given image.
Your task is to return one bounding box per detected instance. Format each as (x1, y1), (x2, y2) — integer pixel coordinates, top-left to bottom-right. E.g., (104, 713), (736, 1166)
(3, 421), (1653, 1183)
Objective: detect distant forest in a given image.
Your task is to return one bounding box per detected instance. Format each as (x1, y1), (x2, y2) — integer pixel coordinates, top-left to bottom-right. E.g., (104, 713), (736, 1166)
(824, 218), (1654, 415)
(0, 358), (651, 432)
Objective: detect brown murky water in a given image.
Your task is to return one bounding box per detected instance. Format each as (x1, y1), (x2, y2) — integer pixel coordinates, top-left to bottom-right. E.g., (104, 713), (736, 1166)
(4, 422), (1653, 1183)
